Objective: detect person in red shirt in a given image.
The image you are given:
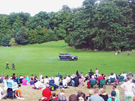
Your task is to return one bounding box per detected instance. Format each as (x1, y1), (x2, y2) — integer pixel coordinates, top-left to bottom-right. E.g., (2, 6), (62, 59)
(97, 74), (105, 88)
(42, 84), (52, 101)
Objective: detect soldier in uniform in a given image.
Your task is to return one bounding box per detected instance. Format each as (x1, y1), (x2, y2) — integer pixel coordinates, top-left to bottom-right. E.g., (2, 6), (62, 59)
(12, 63), (15, 70)
(6, 62), (9, 69)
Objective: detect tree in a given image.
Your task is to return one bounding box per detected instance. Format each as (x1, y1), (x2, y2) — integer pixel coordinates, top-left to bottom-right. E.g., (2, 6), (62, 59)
(28, 30), (38, 44)
(15, 26), (28, 44)
(9, 38), (17, 46)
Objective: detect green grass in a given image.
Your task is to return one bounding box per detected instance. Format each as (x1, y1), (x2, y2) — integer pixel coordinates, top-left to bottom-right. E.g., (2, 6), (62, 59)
(0, 40), (135, 77)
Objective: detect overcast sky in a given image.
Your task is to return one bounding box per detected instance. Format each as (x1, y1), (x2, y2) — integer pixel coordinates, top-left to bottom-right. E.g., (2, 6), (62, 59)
(0, 0), (84, 16)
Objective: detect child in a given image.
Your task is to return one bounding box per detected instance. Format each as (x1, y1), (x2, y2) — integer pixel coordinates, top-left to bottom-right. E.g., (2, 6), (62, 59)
(51, 92), (58, 101)
(95, 68), (98, 77)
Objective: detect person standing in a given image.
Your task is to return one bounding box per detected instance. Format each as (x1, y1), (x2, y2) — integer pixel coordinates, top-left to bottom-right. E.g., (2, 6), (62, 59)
(89, 69), (94, 78)
(121, 76), (135, 101)
(112, 84), (119, 99)
(12, 63), (15, 70)
(95, 68), (98, 77)
(6, 62), (9, 69)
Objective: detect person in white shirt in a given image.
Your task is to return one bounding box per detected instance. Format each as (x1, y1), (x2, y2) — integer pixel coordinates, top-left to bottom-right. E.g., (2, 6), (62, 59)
(121, 72), (127, 81)
(0, 87), (6, 100)
(54, 75), (59, 84)
(44, 76), (49, 84)
(105, 73), (116, 85)
(121, 76), (135, 101)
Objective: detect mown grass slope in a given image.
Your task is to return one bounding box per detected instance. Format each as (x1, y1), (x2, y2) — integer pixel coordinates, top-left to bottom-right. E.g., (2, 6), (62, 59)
(0, 40), (135, 77)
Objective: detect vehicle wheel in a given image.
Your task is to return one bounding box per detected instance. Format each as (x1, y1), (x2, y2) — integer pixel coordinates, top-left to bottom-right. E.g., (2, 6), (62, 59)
(74, 58), (77, 61)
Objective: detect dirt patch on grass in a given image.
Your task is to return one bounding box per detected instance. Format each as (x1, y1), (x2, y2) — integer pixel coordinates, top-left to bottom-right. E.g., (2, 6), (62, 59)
(0, 82), (124, 101)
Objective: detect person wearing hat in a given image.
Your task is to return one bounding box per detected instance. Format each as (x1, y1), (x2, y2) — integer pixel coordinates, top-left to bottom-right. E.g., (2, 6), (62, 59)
(107, 91), (120, 101)
(42, 84), (52, 101)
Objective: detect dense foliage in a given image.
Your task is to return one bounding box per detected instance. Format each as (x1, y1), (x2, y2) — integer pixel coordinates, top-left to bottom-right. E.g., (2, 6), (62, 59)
(0, 0), (135, 51)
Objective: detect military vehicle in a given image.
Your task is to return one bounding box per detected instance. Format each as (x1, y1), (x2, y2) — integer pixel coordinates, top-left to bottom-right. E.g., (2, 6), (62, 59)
(59, 53), (78, 61)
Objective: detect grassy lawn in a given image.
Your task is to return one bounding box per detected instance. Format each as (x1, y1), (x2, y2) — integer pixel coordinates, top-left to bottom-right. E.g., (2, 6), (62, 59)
(0, 40), (135, 77)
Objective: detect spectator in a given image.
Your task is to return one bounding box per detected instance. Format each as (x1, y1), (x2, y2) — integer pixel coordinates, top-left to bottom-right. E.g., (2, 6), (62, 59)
(97, 74), (105, 87)
(54, 75), (60, 84)
(78, 76), (84, 86)
(40, 77), (44, 83)
(77, 90), (82, 97)
(89, 89), (104, 101)
(121, 72), (127, 81)
(22, 76), (28, 86)
(86, 90), (93, 101)
(127, 72), (133, 77)
(105, 73), (116, 85)
(3, 75), (8, 91)
(42, 84), (52, 101)
(39, 73), (43, 81)
(77, 92), (86, 101)
(99, 88), (108, 101)
(107, 91), (120, 101)
(121, 76), (135, 101)
(16, 84), (22, 97)
(112, 84), (119, 99)
(44, 76), (49, 84)
(58, 88), (67, 101)
(95, 68), (98, 77)
(89, 69), (94, 78)
(51, 92), (58, 101)
(0, 87), (6, 100)
(69, 94), (77, 101)
(30, 78), (34, 85)
(72, 75), (79, 87)
(63, 76), (68, 88)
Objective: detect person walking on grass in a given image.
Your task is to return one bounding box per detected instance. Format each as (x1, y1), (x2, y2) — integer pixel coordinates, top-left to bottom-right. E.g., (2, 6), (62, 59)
(12, 63), (15, 70)
(6, 62), (9, 69)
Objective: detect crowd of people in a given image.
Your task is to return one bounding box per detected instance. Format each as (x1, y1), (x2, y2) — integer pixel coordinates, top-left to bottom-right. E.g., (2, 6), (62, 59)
(0, 69), (135, 101)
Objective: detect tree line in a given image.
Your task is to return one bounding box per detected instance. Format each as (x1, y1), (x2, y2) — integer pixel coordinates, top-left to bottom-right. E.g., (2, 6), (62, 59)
(0, 0), (135, 51)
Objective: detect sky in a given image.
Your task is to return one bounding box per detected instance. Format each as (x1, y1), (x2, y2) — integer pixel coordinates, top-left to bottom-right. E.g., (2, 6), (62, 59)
(0, 0), (84, 16)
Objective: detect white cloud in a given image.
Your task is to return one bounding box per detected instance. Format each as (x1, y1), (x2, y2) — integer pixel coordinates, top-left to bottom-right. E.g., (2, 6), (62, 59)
(0, 0), (84, 16)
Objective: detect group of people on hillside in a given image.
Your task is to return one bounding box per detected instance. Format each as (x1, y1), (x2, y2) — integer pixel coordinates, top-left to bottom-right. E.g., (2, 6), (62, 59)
(0, 69), (135, 101)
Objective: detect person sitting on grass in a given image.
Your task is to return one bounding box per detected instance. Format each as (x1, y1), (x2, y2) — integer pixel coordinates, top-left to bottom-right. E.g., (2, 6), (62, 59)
(105, 73), (116, 85)
(51, 92), (58, 101)
(16, 84), (25, 100)
(30, 78), (34, 85)
(44, 76), (49, 84)
(58, 88), (67, 101)
(0, 87), (6, 100)
(41, 84), (52, 101)
(22, 76), (29, 86)
(78, 76), (84, 86)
